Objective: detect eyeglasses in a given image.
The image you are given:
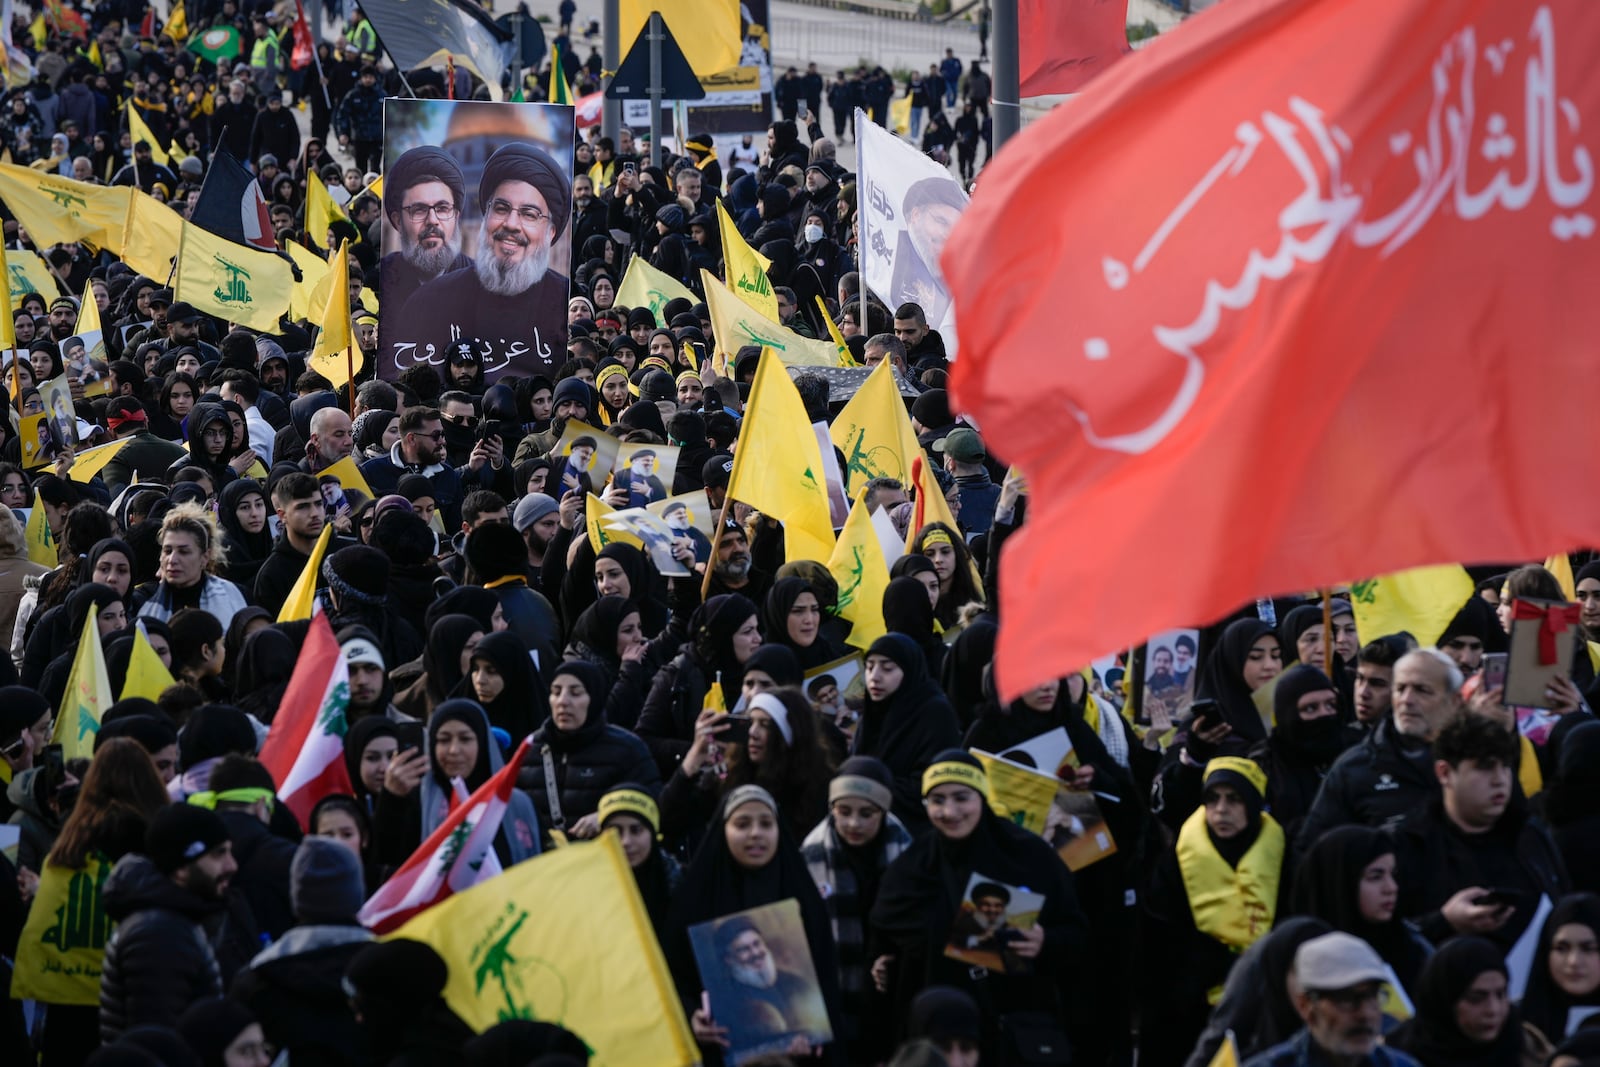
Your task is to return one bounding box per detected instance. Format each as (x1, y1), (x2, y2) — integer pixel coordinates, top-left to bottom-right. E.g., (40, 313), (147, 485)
(446, 414), (477, 427)
(402, 201), (457, 222)
(410, 429), (445, 441)
(488, 199), (550, 226)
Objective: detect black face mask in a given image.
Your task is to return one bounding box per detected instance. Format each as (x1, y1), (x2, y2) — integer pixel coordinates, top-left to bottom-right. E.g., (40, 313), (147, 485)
(1288, 713), (1348, 765)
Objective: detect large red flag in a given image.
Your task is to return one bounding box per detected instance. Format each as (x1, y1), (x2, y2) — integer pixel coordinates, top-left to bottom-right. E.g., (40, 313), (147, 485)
(945, 0), (1600, 699)
(258, 614), (353, 827)
(290, 0), (314, 71)
(1020, 0), (1131, 96)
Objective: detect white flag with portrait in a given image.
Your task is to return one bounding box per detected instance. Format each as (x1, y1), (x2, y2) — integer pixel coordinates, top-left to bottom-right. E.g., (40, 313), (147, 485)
(854, 108), (969, 357)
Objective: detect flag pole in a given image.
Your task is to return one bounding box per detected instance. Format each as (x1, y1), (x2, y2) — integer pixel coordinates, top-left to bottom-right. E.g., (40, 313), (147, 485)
(1320, 587), (1334, 673)
(700, 495), (731, 602)
(345, 344), (355, 417)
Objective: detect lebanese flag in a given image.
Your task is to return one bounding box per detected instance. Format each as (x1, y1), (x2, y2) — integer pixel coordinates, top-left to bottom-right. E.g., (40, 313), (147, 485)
(258, 614), (353, 827)
(290, 0), (314, 71)
(575, 91), (604, 129)
(944, 0), (1600, 699)
(358, 740), (532, 934)
(1020, 0), (1131, 96)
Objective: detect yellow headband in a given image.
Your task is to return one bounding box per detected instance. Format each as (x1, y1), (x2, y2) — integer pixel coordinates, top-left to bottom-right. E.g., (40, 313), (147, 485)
(921, 529), (953, 548)
(599, 789), (660, 835)
(676, 369), (700, 386)
(922, 760), (989, 797)
(1202, 756), (1268, 799)
(187, 787), (275, 812)
(596, 364), (629, 389)
(640, 356), (673, 375)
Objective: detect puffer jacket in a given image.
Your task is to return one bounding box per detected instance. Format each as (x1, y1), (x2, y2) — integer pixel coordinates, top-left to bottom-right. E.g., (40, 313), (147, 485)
(335, 83), (384, 141)
(99, 853), (223, 1042)
(520, 710), (660, 839)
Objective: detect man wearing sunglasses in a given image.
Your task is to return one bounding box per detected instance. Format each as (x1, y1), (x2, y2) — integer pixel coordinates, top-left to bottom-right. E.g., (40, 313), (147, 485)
(359, 406), (470, 530)
(392, 141), (571, 380)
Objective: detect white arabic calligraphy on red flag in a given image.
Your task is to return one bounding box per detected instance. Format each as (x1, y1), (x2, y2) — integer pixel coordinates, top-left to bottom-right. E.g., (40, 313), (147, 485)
(944, 0), (1599, 698)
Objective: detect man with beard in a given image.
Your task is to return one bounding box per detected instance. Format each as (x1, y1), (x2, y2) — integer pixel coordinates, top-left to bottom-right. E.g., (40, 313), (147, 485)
(570, 172), (608, 252)
(949, 882), (1024, 968)
(662, 499), (711, 563)
(613, 448), (668, 507)
(711, 916), (830, 1056)
(100, 804), (236, 1038)
(381, 147), (472, 316)
(396, 142), (571, 378)
(706, 519), (771, 603)
(889, 177), (967, 344)
(46, 296), (78, 343)
(513, 491), (560, 578)
(514, 375), (592, 463)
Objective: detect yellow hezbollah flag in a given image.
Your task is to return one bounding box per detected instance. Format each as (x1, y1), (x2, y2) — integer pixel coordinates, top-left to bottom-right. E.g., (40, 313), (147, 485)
(904, 450), (963, 551)
(1544, 553), (1576, 600)
(277, 522), (335, 623)
(391, 833), (698, 1066)
(9, 855), (113, 1005)
(120, 621), (177, 702)
(321, 455), (374, 500)
(305, 169), (349, 248)
(699, 269), (835, 369)
(972, 751), (1059, 835)
(174, 221), (294, 332)
(118, 192), (184, 280)
(6, 246), (61, 302)
(890, 94), (912, 136)
(0, 165), (131, 249)
(287, 239), (331, 321)
(716, 199), (776, 320)
(0, 245), (11, 349)
(618, 0), (738, 77)
(614, 254), (696, 329)
(126, 101), (170, 166)
(1349, 564), (1475, 648)
(54, 606), (111, 759)
(586, 491), (641, 554)
(164, 1), (189, 42)
(828, 488), (892, 650)
(25, 489), (55, 565)
(309, 240), (356, 385)
(831, 358), (922, 486)
(725, 351), (835, 563)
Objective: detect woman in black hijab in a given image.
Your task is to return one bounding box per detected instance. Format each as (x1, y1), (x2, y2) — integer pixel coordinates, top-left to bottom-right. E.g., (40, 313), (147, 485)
(217, 479), (273, 590)
(232, 627), (297, 725)
(562, 541), (667, 638)
(637, 593), (762, 778)
(762, 577), (846, 672)
(1389, 937), (1524, 1067)
(851, 634), (961, 832)
(343, 717), (401, 814)
(1289, 825), (1432, 994)
(1265, 665), (1363, 837)
(463, 630), (545, 743)
(563, 595), (657, 730)
(871, 750), (1086, 1060)
(395, 614), (484, 721)
(38, 583), (126, 710)
(881, 575), (946, 679)
(666, 785), (841, 1065)
(1541, 721), (1600, 893)
(941, 612), (996, 730)
(599, 785), (680, 937)
(1520, 894), (1600, 1048)
(1195, 617), (1283, 744)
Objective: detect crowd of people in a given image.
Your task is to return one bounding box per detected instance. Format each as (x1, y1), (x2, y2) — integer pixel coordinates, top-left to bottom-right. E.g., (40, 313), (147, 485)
(0, 4), (1595, 1067)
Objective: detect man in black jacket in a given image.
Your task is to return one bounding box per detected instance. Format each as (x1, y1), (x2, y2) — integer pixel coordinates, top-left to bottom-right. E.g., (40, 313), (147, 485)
(254, 472), (341, 617)
(206, 756), (299, 954)
(1393, 710), (1569, 951)
(100, 804), (235, 1041)
(1296, 649), (1462, 851)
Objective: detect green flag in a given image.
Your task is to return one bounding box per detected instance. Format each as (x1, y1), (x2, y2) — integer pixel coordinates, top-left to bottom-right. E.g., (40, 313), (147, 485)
(187, 26), (242, 65)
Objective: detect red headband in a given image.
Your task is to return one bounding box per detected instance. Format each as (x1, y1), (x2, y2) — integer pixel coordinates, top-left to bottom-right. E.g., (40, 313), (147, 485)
(107, 409), (148, 430)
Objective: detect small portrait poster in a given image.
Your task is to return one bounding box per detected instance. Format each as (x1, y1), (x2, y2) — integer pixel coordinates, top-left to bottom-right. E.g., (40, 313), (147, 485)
(611, 441), (678, 508)
(553, 420), (620, 493)
(804, 654), (866, 733)
(1140, 628), (1199, 731)
(943, 873), (1044, 975)
(1045, 789), (1118, 872)
(689, 899), (834, 1065)
(603, 508), (692, 576)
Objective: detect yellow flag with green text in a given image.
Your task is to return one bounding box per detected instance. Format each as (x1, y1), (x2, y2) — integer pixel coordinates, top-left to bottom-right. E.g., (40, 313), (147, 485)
(585, 491), (641, 554)
(614, 254), (695, 328)
(277, 522), (334, 622)
(1349, 564), (1475, 648)
(119, 192), (184, 280)
(831, 358), (922, 487)
(174, 221), (294, 332)
(126, 101), (170, 166)
(716, 199), (777, 319)
(305, 169), (349, 248)
(24, 489), (55, 565)
(972, 751), (1059, 834)
(120, 621), (177, 702)
(1544, 553), (1575, 600)
(828, 489), (892, 649)
(5, 246), (61, 303)
(817, 294), (856, 365)
(391, 833), (698, 1065)
(54, 608), (111, 759)
(0, 165), (131, 249)
(309, 240), (355, 385)
(700, 269), (835, 368)
(725, 351), (835, 562)
(0, 245), (11, 350)
(9, 855), (113, 1004)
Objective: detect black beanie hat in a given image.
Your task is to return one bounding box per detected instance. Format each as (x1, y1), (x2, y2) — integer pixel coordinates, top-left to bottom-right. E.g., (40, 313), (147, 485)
(909, 985), (981, 1043)
(291, 836), (366, 923)
(465, 522), (528, 583)
(910, 389), (953, 430)
(344, 939), (449, 1009)
(639, 369), (676, 405)
(145, 803), (229, 874)
(177, 997), (258, 1067)
(95, 714), (179, 756)
(178, 704), (257, 768)
(552, 375), (590, 412)
(322, 545), (390, 607)
(0, 685), (49, 739)
(701, 452), (733, 489)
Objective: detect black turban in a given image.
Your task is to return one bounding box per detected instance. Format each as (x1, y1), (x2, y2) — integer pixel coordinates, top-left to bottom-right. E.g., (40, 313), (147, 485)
(382, 145), (465, 220)
(479, 142), (571, 236)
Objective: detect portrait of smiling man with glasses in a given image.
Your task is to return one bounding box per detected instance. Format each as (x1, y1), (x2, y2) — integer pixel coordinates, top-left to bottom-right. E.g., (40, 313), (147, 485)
(380, 145), (473, 313)
(389, 126), (573, 381)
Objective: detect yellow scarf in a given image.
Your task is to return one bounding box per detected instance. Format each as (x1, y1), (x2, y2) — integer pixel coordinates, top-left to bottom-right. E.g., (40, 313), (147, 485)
(1176, 806), (1283, 954)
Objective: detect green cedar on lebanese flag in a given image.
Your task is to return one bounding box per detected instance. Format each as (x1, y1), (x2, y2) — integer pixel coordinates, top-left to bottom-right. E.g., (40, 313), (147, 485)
(188, 26), (243, 65)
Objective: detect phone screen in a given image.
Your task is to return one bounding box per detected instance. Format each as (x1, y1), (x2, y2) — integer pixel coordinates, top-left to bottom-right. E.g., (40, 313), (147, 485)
(1481, 652), (1507, 692)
